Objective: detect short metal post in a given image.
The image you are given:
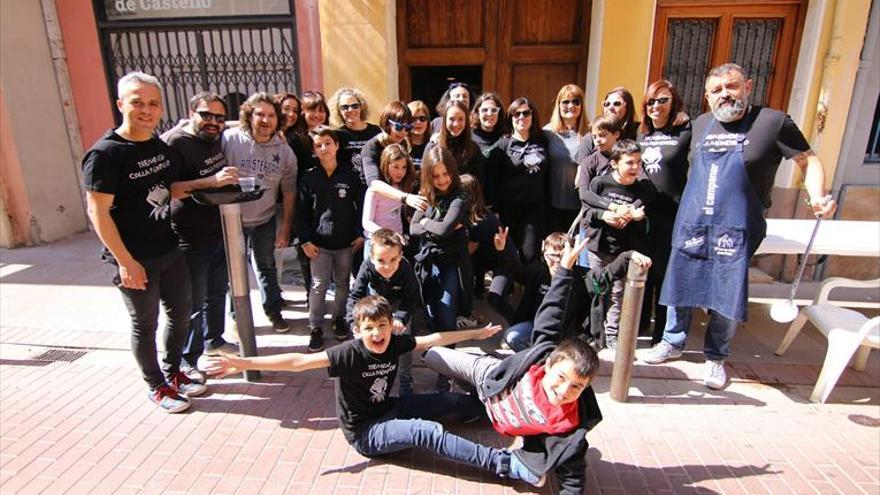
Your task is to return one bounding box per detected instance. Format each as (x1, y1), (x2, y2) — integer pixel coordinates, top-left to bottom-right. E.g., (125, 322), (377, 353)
(610, 258), (649, 402)
(220, 203), (260, 381)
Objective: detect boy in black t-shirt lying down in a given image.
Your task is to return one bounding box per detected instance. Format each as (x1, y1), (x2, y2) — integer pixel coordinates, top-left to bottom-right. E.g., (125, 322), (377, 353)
(425, 238), (650, 495)
(200, 298), (547, 487)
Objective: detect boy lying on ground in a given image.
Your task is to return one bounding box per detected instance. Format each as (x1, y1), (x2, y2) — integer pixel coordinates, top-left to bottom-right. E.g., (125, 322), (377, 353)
(426, 238), (651, 494)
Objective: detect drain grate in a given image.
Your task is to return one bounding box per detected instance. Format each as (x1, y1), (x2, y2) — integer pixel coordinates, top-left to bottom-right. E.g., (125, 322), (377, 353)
(29, 349), (88, 362)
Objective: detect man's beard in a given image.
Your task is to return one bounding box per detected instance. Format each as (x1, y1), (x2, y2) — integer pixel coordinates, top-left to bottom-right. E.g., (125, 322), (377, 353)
(711, 95), (748, 123)
(197, 128), (221, 141)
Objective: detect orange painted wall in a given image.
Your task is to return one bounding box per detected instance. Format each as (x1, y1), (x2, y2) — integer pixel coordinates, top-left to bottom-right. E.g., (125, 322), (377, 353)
(0, 87), (32, 246)
(55, 0), (114, 150)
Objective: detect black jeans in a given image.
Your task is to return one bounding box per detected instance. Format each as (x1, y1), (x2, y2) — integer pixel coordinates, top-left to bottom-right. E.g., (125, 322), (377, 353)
(113, 249), (192, 390)
(181, 240), (229, 367)
(498, 200), (545, 263)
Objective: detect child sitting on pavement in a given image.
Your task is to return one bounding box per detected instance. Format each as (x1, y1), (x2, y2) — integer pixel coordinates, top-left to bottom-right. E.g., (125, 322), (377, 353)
(425, 238), (652, 493)
(200, 301), (551, 487)
(346, 228), (424, 395)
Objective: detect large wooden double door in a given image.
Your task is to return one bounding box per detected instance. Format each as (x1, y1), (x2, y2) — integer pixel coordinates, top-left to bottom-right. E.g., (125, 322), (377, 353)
(396, 0), (591, 121)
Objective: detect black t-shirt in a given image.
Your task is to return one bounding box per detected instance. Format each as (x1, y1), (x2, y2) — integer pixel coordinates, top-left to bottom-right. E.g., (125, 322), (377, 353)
(163, 127), (227, 248)
(339, 124), (382, 174)
(410, 141), (427, 171)
(690, 106), (810, 208)
(637, 123), (691, 212)
(586, 174), (656, 255)
(326, 334), (417, 443)
(82, 129), (179, 262)
(496, 135), (549, 204)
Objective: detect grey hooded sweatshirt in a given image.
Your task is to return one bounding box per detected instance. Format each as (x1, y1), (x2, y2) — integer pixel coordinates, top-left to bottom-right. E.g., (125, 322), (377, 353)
(222, 127), (298, 227)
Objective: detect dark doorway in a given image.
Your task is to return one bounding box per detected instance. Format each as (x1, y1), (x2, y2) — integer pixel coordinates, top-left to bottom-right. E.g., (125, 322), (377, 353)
(410, 65), (482, 118)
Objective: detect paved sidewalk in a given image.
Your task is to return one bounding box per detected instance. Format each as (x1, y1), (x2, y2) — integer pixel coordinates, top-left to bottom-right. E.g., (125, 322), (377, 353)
(1, 232), (878, 494)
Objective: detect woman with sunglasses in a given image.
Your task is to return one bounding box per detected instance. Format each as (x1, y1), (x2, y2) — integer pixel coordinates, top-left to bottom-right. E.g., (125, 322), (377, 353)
(495, 97), (549, 263)
(637, 79), (692, 344)
(431, 82), (472, 134)
(470, 92), (506, 206)
(329, 87), (382, 175)
(407, 100), (431, 170)
(423, 100), (485, 187)
(573, 87), (638, 163)
(544, 84), (590, 233)
(360, 101), (430, 212)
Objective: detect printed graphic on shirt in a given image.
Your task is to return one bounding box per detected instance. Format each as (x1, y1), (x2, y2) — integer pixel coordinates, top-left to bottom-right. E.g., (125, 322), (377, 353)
(369, 376), (388, 402)
(362, 361), (395, 403)
(704, 132), (749, 151)
(146, 183), (170, 220)
(336, 183), (349, 199)
(642, 146), (662, 174)
(714, 233), (738, 257)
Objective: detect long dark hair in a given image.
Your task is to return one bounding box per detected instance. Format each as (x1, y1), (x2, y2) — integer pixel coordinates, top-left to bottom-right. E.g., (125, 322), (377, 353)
(419, 146), (461, 206)
(459, 173), (488, 224)
(438, 100), (475, 167)
(470, 92), (506, 133)
(639, 79), (684, 135)
(506, 97), (545, 145)
(603, 87), (638, 139)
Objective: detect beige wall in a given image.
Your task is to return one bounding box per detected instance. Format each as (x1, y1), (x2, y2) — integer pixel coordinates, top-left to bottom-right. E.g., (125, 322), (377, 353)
(0, 0), (87, 247)
(317, 0), (397, 110)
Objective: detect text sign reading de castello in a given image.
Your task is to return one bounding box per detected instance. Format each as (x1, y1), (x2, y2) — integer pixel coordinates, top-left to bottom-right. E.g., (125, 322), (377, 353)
(104, 0), (291, 20)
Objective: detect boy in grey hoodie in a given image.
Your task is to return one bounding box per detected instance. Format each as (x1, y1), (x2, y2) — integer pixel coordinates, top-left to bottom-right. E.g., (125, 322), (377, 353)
(221, 92), (298, 332)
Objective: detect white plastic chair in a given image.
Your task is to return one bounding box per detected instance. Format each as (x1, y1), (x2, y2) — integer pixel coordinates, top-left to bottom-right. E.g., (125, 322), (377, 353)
(775, 277), (880, 403)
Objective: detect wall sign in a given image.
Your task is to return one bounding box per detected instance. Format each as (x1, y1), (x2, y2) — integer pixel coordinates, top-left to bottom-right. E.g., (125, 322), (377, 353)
(104, 0), (291, 20)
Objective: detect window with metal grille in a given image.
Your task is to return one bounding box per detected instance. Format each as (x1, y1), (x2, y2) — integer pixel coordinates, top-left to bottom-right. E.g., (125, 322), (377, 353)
(106, 26), (298, 132)
(661, 19), (716, 116)
(867, 92), (880, 163)
(730, 19), (781, 107)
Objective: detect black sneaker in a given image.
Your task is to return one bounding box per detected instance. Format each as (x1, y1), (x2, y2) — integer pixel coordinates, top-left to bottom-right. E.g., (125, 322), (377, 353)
(308, 327), (324, 352)
(333, 318), (349, 341)
(268, 312), (291, 333)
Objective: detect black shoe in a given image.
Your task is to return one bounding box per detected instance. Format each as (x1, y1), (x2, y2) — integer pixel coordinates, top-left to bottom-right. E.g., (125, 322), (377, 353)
(333, 318), (349, 341)
(308, 327), (324, 352)
(268, 312), (291, 333)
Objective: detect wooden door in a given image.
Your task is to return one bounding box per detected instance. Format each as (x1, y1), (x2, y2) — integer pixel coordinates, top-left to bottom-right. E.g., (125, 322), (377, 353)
(397, 0), (591, 121)
(649, 0), (806, 115)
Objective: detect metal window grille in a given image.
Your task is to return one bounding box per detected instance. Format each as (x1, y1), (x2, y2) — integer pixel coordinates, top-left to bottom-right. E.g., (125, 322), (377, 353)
(106, 26), (298, 132)
(730, 19), (781, 107)
(867, 93), (880, 162)
(662, 19), (716, 115)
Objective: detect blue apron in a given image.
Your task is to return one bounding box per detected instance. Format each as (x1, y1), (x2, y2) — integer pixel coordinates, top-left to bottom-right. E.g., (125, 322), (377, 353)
(659, 117), (766, 321)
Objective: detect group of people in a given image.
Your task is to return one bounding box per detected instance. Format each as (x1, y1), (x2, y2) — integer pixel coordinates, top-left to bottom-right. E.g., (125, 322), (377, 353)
(82, 62), (835, 493)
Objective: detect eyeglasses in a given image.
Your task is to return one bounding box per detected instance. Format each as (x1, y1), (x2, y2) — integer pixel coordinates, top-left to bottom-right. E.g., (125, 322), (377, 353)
(512, 110), (532, 118)
(560, 98), (582, 106)
(448, 82), (469, 90)
(412, 116), (429, 123)
(388, 119), (413, 132)
(339, 103), (361, 112)
(196, 111), (226, 123)
(647, 97), (671, 106)
(479, 107), (500, 115)
(544, 252), (563, 261)
(603, 100), (624, 108)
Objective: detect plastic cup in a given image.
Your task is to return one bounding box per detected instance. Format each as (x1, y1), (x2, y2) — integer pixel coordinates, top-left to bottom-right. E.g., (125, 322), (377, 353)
(239, 176), (256, 192)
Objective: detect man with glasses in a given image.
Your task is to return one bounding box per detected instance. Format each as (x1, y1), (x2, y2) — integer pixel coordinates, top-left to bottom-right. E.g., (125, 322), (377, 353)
(161, 92), (241, 382)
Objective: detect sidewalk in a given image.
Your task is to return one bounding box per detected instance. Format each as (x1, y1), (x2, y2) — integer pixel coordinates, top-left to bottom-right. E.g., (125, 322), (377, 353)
(1, 231), (878, 494)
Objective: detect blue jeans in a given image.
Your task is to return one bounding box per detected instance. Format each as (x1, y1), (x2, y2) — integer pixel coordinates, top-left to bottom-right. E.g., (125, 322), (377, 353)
(353, 393), (507, 476)
(241, 218), (282, 316)
(662, 306), (738, 361)
(112, 249), (192, 390)
(181, 241), (229, 367)
(504, 321), (534, 352)
(425, 262), (461, 332)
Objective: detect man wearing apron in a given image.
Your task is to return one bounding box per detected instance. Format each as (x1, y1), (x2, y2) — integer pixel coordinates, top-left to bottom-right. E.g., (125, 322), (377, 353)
(642, 63), (836, 389)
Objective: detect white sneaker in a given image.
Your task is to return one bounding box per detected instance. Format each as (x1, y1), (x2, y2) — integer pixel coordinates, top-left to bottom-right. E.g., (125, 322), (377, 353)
(704, 360), (727, 390)
(641, 341), (683, 364)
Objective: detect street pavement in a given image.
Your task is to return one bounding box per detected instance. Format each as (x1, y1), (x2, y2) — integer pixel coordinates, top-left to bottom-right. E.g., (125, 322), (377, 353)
(1, 231), (878, 494)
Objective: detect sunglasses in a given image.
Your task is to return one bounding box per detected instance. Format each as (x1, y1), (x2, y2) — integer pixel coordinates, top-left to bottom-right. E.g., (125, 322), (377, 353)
(479, 107), (500, 115)
(603, 100), (624, 108)
(339, 103), (361, 112)
(412, 115), (429, 123)
(647, 97), (671, 106)
(560, 98), (582, 106)
(196, 111), (225, 123)
(512, 110), (532, 119)
(388, 119), (413, 132)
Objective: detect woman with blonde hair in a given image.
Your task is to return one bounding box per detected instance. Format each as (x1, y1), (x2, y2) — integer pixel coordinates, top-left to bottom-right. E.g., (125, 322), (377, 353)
(329, 87), (381, 169)
(544, 83), (590, 233)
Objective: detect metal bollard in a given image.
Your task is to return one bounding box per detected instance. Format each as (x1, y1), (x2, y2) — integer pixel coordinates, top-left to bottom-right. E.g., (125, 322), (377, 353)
(220, 203), (260, 381)
(609, 257), (649, 402)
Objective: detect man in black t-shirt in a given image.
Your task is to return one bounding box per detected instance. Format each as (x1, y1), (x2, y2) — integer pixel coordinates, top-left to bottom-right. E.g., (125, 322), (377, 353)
(83, 72), (232, 413)
(643, 63), (837, 390)
(161, 91), (241, 381)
